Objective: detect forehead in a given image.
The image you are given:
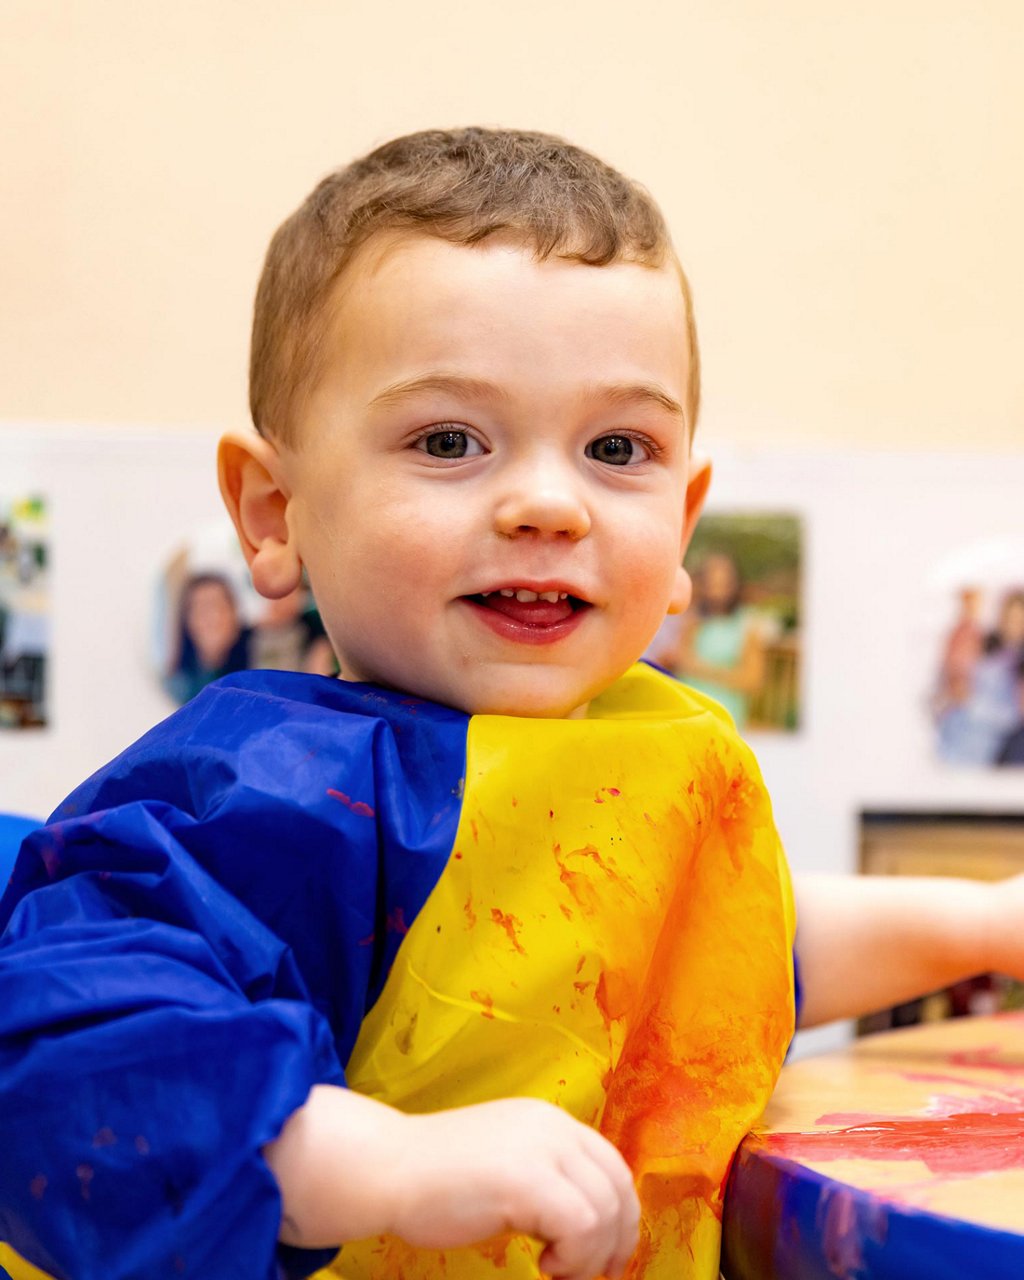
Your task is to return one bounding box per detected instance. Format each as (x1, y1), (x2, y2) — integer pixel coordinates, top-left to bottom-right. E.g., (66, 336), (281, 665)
(316, 232), (692, 419)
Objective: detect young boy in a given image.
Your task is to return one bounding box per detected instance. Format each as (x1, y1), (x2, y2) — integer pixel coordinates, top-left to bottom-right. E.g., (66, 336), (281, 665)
(2, 127), (1023, 1280)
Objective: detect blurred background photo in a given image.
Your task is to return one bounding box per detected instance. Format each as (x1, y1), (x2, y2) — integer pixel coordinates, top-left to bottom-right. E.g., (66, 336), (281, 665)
(0, 495), (49, 730)
(928, 545), (1024, 769)
(647, 513), (802, 733)
(157, 519), (336, 706)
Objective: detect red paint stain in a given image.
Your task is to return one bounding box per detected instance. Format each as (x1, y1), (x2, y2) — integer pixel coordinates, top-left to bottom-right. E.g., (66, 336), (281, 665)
(948, 1045), (1024, 1073)
(559, 904), (573, 921)
(76, 1163), (94, 1201)
(470, 819), (479, 843)
(327, 788), (375, 818)
(764, 1111), (1024, 1175)
(478, 1233), (517, 1264)
(573, 980), (593, 995)
(490, 908), (526, 955)
(471, 990), (495, 1020)
(821, 1085), (1024, 1125)
(595, 969), (632, 1024)
(511, 795), (518, 808)
(357, 932), (375, 947)
(575, 955), (586, 974)
(92, 1127), (117, 1148)
(29, 1174), (47, 1200)
(475, 1234), (512, 1267)
(386, 907), (409, 936)
(464, 894), (477, 928)
(454, 850), (463, 860)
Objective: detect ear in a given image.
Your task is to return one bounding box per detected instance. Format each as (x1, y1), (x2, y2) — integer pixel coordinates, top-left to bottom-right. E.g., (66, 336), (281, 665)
(217, 432), (304, 600)
(667, 455), (712, 616)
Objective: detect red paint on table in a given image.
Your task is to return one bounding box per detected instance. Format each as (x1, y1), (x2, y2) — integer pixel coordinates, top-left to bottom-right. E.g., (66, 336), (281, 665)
(764, 1110), (1024, 1176)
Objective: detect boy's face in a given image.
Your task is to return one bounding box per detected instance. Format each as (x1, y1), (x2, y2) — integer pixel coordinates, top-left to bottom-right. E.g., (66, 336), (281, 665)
(239, 233), (707, 718)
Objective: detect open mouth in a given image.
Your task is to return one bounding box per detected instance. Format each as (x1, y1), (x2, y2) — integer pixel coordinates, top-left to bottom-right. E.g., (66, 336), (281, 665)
(461, 587), (592, 641)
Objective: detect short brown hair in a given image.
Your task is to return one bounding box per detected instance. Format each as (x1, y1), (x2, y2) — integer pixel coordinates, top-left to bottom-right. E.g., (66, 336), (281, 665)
(250, 127), (700, 443)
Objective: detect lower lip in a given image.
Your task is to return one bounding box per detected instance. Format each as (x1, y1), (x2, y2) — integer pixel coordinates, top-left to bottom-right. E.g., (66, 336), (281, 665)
(461, 599), (590, 646)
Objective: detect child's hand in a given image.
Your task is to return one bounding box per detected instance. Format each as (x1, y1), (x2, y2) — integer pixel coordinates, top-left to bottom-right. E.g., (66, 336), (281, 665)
(266, 1087), (640, 1279)
(389, 1098), (640, 1280)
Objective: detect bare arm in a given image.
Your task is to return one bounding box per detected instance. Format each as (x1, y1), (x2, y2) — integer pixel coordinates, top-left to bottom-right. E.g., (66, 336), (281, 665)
(264, 1085), (640, 1280)
(793, 872), (1022, 1028)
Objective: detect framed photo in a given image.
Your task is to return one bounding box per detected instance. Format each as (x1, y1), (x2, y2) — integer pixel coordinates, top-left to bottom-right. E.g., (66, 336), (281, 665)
(927, 541), (1024, 768)
(0, 494), (49, 729)
(155, 518), (337, 706)
(646, 511), (803, 732)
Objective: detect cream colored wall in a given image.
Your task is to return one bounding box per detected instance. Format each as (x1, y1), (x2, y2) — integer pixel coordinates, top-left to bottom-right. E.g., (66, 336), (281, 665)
(1, 0), (1022, 451)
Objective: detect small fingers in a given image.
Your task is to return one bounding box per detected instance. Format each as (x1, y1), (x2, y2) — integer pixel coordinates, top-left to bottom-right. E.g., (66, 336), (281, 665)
(535, 1148), (639, 1280)
(532, 1177), (607, 1280)
(576, 1128), (640, 1274)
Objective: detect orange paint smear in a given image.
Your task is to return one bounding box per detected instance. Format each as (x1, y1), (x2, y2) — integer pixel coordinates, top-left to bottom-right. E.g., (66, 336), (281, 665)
(470, 990), (495, 1019)
(489, 908), (526, 955)
(595, 969), (633, 1023)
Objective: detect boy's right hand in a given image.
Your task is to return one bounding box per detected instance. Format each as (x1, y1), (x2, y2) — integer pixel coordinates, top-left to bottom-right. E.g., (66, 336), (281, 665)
(389, 1098), (641, 1280)
(266, 1087), (640, 1280)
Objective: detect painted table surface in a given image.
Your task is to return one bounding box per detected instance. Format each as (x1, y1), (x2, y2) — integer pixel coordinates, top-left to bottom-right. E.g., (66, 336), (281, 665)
(721, 1012), (1024, 1280)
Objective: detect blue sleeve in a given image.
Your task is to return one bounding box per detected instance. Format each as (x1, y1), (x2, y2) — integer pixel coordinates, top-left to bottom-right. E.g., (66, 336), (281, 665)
(0, 673), (469, 1280)
(0, 800), (342, 1280)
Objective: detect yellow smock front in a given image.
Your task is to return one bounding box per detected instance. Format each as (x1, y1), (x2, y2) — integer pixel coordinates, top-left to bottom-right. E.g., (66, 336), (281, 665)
(319, 663), (796, 1279)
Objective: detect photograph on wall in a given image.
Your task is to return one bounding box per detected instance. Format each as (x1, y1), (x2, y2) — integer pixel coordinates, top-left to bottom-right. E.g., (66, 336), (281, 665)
(155, 518), (337, 706)
(0, 494), (50, 729)
(645, 511), (803, 732)
(927, 539), (1024, 768)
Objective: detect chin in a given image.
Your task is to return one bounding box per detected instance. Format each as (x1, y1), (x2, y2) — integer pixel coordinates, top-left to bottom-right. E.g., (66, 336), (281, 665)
(458, 680), (593, 720)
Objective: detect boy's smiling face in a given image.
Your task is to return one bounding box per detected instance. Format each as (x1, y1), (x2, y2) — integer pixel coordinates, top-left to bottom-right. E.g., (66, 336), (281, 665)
(226, 233), (709, 718)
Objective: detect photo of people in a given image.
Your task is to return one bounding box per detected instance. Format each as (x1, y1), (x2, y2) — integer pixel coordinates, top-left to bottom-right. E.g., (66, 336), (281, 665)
(0, 494), (50, 729)
(157, 520), (336, 706)
(932, 581), (1024, 768)
(645, 512), (803, 732)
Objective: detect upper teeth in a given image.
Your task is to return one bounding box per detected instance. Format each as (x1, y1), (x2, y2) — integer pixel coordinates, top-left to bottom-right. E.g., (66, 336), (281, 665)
(484, 589), (567, 603)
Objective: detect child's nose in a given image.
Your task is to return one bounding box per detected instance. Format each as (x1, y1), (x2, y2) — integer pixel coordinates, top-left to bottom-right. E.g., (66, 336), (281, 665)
(492, 463), (592, 541)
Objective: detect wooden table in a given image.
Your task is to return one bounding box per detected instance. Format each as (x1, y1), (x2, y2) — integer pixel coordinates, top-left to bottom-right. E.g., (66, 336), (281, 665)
(722, 1013), (1024, 1279)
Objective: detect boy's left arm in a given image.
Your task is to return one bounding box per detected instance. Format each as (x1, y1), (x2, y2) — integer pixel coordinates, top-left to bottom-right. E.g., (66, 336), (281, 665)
(794, 872), (1024, 1028)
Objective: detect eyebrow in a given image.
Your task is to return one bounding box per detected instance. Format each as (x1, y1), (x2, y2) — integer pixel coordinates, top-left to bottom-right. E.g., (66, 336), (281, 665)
(367, 374), (511, 412)
(368, 372), (685, 420)
(596, 382), (685, 420)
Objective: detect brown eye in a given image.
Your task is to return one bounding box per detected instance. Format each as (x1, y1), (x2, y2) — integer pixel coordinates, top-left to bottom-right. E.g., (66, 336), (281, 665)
(588, 434), (647, 466)
(416, 430), (484, 460)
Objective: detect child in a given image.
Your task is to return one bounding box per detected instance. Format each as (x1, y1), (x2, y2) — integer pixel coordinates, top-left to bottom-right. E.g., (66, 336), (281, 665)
(2, 127), (1022, 1280)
